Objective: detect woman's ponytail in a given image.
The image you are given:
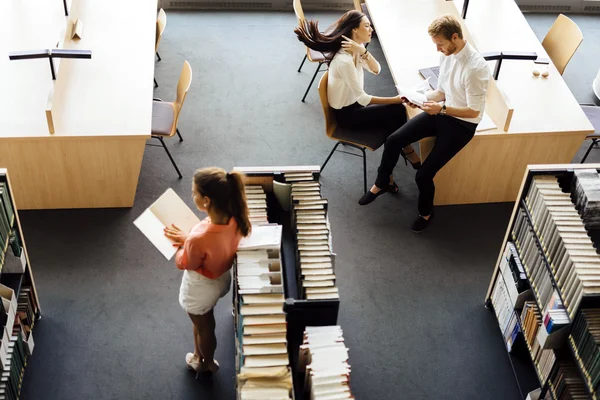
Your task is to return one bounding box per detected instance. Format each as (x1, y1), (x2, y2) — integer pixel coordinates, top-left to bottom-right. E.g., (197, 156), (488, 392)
(227, 171), (251, 237)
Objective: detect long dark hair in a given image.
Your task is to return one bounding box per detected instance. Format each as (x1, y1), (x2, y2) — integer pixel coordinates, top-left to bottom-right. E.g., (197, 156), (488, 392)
(193, 167), (251, 237)
(294, 10), (365, 63)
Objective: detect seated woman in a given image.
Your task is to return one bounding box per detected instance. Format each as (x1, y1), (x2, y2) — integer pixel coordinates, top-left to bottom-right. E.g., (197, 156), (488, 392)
(294, 10), (421, 193)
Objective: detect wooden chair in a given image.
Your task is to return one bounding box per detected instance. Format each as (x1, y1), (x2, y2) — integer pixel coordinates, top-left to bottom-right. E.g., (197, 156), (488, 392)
(294, 0), (329, 102)
(150, 61), (192, 179)
(318, 71), (390, 192)
(579, 105), (600, 163)
(154, 9), (167, 88)
(541, 14), (583, 76)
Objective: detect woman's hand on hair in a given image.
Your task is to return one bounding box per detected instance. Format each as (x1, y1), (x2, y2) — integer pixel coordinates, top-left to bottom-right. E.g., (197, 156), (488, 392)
(341, 35), (366, 55)
(164, 224), (188, 247)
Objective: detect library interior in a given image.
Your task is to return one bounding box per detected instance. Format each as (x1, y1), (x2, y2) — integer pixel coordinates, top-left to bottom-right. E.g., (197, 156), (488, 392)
(2, 0), (600, 399)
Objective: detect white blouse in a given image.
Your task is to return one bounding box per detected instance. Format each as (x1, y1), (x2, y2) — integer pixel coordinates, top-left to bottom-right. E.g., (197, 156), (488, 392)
(327, 49), (380, 110)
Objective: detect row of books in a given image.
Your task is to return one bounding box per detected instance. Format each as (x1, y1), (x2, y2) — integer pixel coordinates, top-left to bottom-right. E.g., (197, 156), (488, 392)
(513, 208), (570, 340)
(571, 169), (600, 229)
(569, 308), (600, 395)
(491, 270), (521, 352)
(525, 175), (600, 319)
(298, 326), (353, 400)
(246, 185), (269, 226)
(284, 172), (338, 301)
(544, 360), (589, 400)
(513, 208), (571, 334)
(234, 204), (293, 400)
(0, 182), (21, 274)
(0, 325), (29, 400)
(521, 301), (556, 384)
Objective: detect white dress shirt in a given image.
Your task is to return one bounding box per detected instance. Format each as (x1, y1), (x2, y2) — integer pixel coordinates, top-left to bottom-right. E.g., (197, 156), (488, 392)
(328, 49), (381, 110)
(437, 41), (490, 124)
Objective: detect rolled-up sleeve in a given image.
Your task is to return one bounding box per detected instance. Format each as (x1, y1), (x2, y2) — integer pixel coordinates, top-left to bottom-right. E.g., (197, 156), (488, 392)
(465, 64), (490, 112)
(361, 57), (381, 76)
(337, 59), (372, 106)
(175, 236), (206, 271)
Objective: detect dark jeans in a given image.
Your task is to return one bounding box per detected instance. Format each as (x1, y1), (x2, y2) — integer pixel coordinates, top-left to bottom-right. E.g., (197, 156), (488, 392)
(332, 103), (407, 137)
(375, 113), (477, 216)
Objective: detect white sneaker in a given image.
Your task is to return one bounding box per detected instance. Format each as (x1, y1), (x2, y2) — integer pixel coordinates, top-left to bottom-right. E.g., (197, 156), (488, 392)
(185, 353), (201, 371)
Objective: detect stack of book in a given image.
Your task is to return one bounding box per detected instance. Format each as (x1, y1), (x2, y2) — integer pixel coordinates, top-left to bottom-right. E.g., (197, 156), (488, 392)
(512, 210), (565, 322)
(491, 271), (521, 352)
(525, 175), (600, 318)
(284, 173), (337, 301)
(0, 283), (33, 400)
(499, 242), (532, 309)
(521, 301), (556, 383)
(545, 359), (588, 399)
(298, 326), (352, 400)
(0, 182), (17, 272)
(571, 169), (600, 229)
(234, 224), (293, 400)
(569, 308), (600, 395)
(245, 185), (269, 225)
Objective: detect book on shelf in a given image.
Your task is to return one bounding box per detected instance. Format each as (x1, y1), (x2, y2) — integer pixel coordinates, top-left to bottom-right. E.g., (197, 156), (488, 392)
(299, 326), (353, 400)
(133, 188), (200, 260)
(524, 174), (600, 319)
(234, 209), (293, 400)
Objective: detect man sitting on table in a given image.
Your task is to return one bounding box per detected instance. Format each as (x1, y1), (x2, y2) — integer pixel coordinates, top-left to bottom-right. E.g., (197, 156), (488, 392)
(358, 14), (490, 233)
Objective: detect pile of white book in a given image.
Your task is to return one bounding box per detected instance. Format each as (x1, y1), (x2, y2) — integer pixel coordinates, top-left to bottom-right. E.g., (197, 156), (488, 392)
(246, 185), (268, 225)
(298, 326), (353, 400)
(284, 172), (338, 301)
(235, 223), (293, 400)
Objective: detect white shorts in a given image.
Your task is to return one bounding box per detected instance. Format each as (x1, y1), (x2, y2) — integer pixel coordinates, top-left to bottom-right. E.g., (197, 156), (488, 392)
(179, 269), (231, 316)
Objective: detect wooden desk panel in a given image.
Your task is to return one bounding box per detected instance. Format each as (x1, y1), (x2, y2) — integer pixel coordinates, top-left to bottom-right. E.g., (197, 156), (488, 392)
(365, 0), (594, 205)
(0, 0), (156, 209)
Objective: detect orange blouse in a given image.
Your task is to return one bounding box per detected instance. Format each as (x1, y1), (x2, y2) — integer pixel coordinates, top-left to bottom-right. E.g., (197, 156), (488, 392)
(175, 217), (242, 279)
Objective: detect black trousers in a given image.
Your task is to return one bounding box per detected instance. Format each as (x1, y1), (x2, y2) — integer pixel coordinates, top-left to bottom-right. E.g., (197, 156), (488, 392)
(375, 113), (477, 216)
(332, 103), (407, 137)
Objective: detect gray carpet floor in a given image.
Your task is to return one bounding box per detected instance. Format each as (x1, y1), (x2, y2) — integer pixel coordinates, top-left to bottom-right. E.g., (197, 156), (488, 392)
(17, 10), (600, 400)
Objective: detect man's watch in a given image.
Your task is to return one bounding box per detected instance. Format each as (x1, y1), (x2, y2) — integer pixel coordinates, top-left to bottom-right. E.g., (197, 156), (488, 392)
(439, 103), (447, 115)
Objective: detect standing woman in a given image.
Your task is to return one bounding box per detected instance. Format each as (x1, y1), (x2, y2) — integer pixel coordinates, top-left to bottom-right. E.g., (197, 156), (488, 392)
(164, 167), (251, 374)
(294, 10), (421, 194)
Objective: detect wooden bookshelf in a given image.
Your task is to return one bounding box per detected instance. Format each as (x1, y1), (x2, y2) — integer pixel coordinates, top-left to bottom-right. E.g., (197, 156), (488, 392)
(0, 168), (41, 399)
(487, 164), (600, 400)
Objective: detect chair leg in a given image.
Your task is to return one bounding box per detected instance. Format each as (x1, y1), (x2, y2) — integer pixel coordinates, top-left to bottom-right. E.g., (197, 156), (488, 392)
(360, 147), (367, 193)
(302, 62), (323, 102)
(297, 55), (307, 72)
(154, 78), (158, 88)
(581, 139), (597, 163)
(321, 142), (341, 172)
(176, 128), (183, 142)
(155, 136), (182, 179)
(156, 52), (162, 62)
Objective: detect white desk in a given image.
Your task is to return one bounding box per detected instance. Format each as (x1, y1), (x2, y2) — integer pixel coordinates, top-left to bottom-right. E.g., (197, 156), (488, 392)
(0, 0), (156, 209)
(366, 0), (594, 205)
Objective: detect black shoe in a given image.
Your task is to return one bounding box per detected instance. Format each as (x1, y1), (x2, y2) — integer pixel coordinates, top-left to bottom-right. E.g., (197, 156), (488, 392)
(358, 187), (387, 205)
(411, 212), (434, 233)
(401, 150), (422, 170)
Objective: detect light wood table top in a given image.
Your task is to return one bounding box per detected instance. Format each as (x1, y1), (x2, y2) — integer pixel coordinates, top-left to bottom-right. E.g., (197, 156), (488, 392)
(366, 0), (594, 136)
(0, 0), (156, 139)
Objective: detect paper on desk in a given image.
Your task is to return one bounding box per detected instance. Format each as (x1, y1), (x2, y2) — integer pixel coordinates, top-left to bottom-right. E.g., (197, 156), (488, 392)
(476, 112), (497, 132)
(133, 188), (201, 260)
(396, 79), (430, 107)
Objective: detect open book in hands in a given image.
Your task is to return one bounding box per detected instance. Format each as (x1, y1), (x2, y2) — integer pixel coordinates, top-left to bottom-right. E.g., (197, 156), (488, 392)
(396, 86), (429, 107)
(396, 79), (431, 107)
(134, 188), (201, 260)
